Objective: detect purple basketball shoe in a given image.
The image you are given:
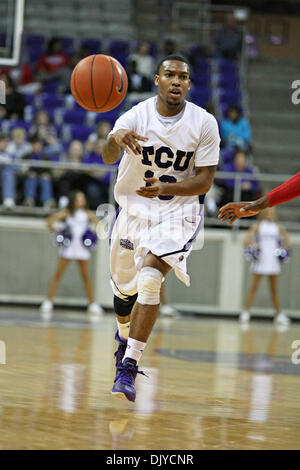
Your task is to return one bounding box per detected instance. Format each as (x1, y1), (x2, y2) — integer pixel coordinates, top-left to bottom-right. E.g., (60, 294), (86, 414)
(114, 330), (127, 368)
(112, 358), (147, 402)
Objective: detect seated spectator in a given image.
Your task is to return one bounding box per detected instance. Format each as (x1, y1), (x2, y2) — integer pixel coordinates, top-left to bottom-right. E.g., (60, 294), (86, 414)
(83, 137), (118, 207)
(3, 127), (32, 207)
(129, 42), (154, 80)
(218, 149), (260, 207)
(127, 60), (153, 94)
(6, 127), (32, 159)
(85, 120), (112, 153)
(220, 105), (252, 151)
(35, 38), (70, 89)
(29, 109), (62, 156)
(58, 140), (105, 210)
(60, 45), (90, 94)
(0, 133), (16, 209)
(22, 135), (55, 208)
(0, 72), (25, 120)
(213, 13), (243, 60)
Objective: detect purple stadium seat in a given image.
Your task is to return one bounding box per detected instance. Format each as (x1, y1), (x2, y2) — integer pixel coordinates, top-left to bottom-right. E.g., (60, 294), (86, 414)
(191, 73), (211, 87)
(219, 59), (238, 74)
(190, 87), (212, 106)
(22, 93), (35, 106)
(25, 34), (45, 48)
(7, 121), (31, 133)
(37, 93), (65, 109)
(80, 38), (101, 55)
(42, 80), (60, 93)
(63, 124), (93, 142)
(219, 89), (242, 104)
(28, 47), (44, 66)
(94, 109), (120, 126)
(57, 36), (74, 55)
(62, 109), (87, 125)
(219, 76), (240, 90)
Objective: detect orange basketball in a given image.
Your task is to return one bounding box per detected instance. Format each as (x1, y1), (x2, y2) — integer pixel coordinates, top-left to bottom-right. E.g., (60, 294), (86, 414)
(70, 54), (128, 112)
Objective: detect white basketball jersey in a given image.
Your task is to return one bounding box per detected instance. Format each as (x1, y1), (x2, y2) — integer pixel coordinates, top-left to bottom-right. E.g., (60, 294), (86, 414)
(110, 96), (220, 220)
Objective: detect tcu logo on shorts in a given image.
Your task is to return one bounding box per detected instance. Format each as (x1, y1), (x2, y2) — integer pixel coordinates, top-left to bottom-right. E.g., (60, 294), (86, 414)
(141, 146), (194, 172)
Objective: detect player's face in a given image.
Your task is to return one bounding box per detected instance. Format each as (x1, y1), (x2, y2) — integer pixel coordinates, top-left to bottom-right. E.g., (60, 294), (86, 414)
(155, 60), (191, 109)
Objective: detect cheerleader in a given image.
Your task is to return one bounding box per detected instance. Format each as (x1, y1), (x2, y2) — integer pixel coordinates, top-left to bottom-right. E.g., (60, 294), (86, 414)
(40, 190), (103, 319)
(240, 207), (291, 326)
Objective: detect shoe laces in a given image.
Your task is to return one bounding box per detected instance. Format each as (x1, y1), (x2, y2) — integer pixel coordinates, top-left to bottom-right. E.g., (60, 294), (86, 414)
(114, 342), (127, 366)
(114, 362), (148, 384)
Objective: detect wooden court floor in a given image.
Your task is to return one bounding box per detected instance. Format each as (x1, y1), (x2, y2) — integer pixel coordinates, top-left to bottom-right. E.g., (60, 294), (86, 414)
(0, 307), (300, 450)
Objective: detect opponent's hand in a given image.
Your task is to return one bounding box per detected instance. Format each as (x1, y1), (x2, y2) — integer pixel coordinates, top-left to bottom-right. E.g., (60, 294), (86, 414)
(218, 196), (270, 225)
(136, 177), (166, 198)
(112, 129), (148, 155)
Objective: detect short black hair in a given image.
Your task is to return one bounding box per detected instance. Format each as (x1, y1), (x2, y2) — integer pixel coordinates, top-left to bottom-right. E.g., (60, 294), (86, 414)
(156, 54), (191, 75)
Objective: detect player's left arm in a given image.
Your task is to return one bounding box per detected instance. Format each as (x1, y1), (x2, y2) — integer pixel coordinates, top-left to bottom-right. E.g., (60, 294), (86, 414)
(137, 165), (217, 198)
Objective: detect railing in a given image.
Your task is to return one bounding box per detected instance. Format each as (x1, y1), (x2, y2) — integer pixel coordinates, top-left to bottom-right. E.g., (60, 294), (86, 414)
(1, 160), (299, 230)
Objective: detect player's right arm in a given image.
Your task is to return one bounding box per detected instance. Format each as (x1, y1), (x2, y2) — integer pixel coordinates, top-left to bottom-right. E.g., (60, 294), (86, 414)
(102, 107), (148, 164)
(103, 129), (148, 164)
(46, 209), (69, 232)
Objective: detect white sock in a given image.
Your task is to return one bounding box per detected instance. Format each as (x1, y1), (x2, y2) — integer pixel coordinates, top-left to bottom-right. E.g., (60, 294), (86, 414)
(123, 337), (146, 365)
(117, 321), (130, 341)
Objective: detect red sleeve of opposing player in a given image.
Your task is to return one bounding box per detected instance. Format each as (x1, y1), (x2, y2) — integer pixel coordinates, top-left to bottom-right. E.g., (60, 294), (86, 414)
(267, 172), (300, 207)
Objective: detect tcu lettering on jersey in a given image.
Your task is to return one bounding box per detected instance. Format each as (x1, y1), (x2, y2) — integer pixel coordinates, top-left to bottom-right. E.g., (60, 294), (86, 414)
(141, 146), (194, 172)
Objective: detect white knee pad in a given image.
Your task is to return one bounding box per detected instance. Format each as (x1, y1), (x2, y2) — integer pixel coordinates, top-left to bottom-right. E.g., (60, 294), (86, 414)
(137, 267), (163, 305)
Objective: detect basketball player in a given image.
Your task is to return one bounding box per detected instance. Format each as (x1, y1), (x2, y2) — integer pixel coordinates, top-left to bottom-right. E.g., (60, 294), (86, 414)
(218, 172), (300, 224)
(103, 54), (220, 401)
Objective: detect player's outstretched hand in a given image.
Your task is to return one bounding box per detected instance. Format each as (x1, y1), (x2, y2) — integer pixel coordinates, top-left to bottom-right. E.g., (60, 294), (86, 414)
(136, 177), (166, 198)
(112, 129), (148, 155)
(218, 196), (270, 225)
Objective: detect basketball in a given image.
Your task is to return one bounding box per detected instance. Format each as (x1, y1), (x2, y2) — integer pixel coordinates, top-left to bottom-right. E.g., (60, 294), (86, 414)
(70, 54), (128, 112)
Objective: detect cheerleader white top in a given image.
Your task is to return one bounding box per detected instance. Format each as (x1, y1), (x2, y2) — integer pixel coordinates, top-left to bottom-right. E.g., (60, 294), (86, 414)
(251, 220), (281, 275)
(60, 209), (91, 260)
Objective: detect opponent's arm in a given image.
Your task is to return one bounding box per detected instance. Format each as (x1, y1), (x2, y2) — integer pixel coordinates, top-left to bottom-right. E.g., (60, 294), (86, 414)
(46, 209), (69, 232)
(103, 129), (148, 164)
(136, 165), (217, 198)
(218, 172), (300, 224)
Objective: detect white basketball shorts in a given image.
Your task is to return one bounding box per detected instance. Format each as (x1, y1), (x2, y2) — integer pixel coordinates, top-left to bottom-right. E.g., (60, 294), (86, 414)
(109, 208), (203, 299)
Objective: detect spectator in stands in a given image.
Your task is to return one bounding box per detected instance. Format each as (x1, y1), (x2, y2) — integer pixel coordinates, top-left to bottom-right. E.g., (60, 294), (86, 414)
(0, 133), (16, 209)
(85, 120), (112, 152)
(57, 140), (84, 207)
(218, 149), (260, 207)
(220, 105), (252, 151)
(29, 109), (62, 156)
(6, 127), (32, 160)
(83, 137), (117, 207)
(162, 21), (191, 55)
(213, 13), (243, 61)
(0, 72), (25, 120)
(129, 42), (154, 80)
(127, 59), (152, 94)
(22, 135), (55, 208)
(35, 37), (70, 88)
(60, 45), (90, 94)
(58, 140), (105, 209)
